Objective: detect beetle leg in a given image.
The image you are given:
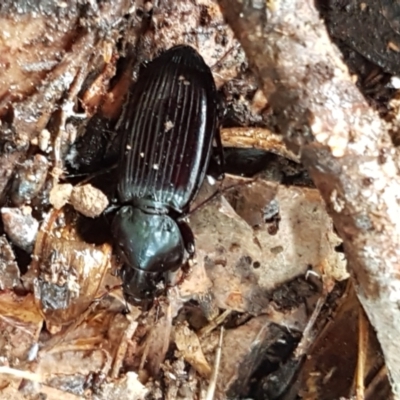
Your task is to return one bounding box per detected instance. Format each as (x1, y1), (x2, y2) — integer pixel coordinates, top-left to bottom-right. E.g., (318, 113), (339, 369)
(215, 127), (225, 177)
(178, 220), (195, 257)
(206, 92), (225, 181)
(166, 268), (181, 288)
(208, 131), (225, 180)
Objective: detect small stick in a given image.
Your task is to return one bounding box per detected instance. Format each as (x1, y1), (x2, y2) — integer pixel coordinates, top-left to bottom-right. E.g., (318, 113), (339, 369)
(0, 366), (43, 383)
(111, 319), (139, 378)
(365, 364), (388, 399)
(198, 309), (232, 338)
(294, 294), (326, 359)
(220, 127), (299, 163)
(205, 326), (224, 400)
(355, 306), (368, 400)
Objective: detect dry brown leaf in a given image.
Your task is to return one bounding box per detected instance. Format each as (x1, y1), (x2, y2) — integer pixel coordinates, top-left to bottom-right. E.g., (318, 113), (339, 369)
(186, 177), (346, 313)
(174, 322), (211, 378)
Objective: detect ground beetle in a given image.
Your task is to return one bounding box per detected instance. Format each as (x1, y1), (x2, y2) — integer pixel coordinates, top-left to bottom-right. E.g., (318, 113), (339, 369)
(112, 45), (223, 303)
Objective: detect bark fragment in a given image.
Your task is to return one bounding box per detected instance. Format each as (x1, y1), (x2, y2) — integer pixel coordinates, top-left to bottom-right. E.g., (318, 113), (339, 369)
(217, 0), (400, 395)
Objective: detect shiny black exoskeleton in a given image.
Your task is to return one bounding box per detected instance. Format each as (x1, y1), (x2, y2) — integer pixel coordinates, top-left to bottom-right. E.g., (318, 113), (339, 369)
(112, 45), (222, 302)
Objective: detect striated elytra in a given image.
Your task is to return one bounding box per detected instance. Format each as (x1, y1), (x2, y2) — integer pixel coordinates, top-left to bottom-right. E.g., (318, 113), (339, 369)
(112, 45), (222, 303)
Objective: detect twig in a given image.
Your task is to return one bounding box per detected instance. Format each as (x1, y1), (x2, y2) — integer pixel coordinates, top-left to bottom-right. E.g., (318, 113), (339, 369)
(0, 366), (43, 383)
(355, 306), (369, 400)
(111, 319), (138, 378)
(218, 0), (400, 396)
(365, 365), (388, 399)
(205, 326), (224, 400)
(221, 127), (299, 162)
(198, 309), (232, 338)
(0, 366), (84, 399)
(293, 294), (326, 359)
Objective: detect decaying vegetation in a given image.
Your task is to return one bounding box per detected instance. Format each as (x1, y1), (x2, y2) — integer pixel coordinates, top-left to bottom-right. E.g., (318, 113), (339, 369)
(0, 1), (399, 399)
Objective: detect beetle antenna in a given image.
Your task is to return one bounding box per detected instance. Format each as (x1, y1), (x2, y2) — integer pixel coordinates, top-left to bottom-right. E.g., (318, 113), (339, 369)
(65, 163), (118, 181)
(183, 177), (258, 219)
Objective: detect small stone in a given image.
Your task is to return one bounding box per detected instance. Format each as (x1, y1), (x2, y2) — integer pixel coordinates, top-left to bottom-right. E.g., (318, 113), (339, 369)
(38, 129), (51, 152)
(70, 184), (109, 218)
(1, 207), (39, 252)
(11, 154), (49, 206)
(49, 183), (73, 210)
(164, 120), (174, 132)
(0, 235), (20, 290)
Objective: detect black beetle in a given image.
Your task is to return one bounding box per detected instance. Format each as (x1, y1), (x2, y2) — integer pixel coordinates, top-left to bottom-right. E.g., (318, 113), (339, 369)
(112, 45), (222, 303)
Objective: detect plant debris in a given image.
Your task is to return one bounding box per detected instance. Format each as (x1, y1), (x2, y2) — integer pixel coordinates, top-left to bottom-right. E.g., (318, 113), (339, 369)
(0, 0), (397, 399)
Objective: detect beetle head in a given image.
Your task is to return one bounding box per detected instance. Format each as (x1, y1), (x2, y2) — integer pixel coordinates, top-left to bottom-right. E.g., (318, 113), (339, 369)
(112, 206), (185, 300)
